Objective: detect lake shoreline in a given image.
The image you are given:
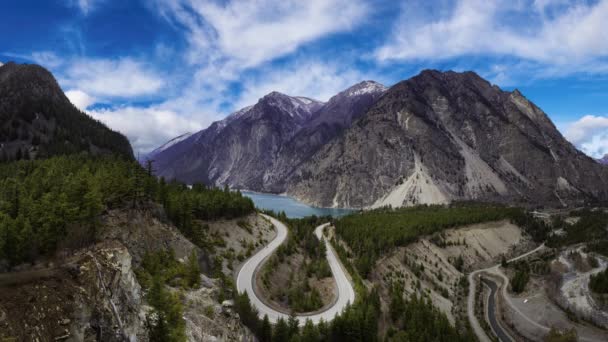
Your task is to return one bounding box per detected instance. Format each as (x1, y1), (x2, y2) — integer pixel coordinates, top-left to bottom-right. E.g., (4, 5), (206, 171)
(242, 191), (356, 219)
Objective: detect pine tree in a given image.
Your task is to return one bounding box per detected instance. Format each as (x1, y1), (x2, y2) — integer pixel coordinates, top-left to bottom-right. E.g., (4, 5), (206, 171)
(273, 317), (290, 342)
(260, 315), (272, 342)
(187, 250), (201, 288)
(300, 319), (319, 342)
(288, 312), (299, 338)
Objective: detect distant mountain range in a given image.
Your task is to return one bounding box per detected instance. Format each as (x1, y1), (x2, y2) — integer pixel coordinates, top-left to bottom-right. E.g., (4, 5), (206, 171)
(149, 81), (386, 192)
(598, 154), (608, 165)
(149, 70), (608, 208)
(0, 62), (133, 161)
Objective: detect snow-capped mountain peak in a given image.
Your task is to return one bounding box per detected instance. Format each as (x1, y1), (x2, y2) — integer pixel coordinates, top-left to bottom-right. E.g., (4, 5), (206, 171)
(344, 80), (387, 97)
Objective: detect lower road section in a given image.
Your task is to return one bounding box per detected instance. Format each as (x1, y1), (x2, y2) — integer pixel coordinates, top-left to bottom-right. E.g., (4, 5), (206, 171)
(236, 214), (356, 324)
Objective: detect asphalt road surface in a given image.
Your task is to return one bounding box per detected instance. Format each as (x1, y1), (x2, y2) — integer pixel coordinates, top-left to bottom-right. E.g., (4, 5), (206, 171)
(236, 214), (355, 324)
(482, 277), (513, 342)
(467, 243), (545, 342)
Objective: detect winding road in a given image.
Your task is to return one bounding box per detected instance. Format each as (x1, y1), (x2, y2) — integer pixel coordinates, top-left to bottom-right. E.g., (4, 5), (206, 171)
(236, 214), (356, 324)
(467, 243), (545, 342)
(482, 277), (514, 342)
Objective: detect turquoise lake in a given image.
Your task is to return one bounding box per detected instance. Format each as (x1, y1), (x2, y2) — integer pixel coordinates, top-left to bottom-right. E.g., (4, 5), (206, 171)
(242, 191), (355, 218)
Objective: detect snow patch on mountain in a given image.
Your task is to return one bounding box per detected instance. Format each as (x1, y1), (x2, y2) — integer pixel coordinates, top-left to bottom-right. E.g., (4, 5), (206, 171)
(345, 81), (387, 97)
(149, 133), (192, 154)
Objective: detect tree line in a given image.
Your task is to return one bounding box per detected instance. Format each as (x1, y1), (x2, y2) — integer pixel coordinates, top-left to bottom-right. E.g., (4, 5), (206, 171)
(0, 155), (254, 267)
(333, 204), (541, 277)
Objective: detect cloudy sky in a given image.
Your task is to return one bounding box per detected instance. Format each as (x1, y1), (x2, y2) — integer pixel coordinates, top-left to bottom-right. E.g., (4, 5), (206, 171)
(2, 0), (608, 157)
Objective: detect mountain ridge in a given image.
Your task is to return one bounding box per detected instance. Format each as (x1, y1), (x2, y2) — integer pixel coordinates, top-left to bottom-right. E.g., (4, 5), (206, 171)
(286, 70), (608, 208)
(151, 70), (608, 208)
(0, 62), (133, 161)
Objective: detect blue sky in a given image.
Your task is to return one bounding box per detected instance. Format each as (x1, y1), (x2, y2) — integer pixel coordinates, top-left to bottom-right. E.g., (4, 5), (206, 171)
(1, 0), (608, 157)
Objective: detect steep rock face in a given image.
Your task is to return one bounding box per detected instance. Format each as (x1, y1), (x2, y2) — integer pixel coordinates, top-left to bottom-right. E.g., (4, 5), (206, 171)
(152, 82), (386, 192)
(286, 70), (608, 208)
(0, 241), (148, 342)
(141, 132), (192, 164)
(262, 81), (387, 187)
(154, 92), (323, 189)
(0, 62), (133, 161)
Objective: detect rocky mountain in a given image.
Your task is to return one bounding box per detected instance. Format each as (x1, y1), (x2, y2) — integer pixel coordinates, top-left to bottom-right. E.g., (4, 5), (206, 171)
(287, 70), (608, 208)
(152, 82), (386, 190)
(0, 62), (133, 161)
(152, 70), (608, 209)
(262, 81), (387, 188)
(142, 132), (192, 163)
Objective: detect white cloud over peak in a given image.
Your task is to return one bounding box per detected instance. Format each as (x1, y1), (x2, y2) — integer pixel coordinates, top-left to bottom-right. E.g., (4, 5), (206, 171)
(88, 105), (205, 155)
(564, 114), (608, 158)
(376, 0), (608, 71)
(65, 89), (96, 110)
(235, 61), (373, 110)
(113, 0), (371, 152)
(62, 58), (164, 98)
(2, 51), (63, 69)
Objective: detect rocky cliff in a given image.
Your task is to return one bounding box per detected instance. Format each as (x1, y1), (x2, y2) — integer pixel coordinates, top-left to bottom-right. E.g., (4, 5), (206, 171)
(287, 70), (608, 208)
(152, 70), (608, 209)
(152, 82), (386, 192)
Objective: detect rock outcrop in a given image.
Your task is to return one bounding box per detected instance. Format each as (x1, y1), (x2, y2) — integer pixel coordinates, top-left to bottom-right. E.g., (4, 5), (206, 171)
(151, 70), (608, 208)
(287, 70), (608, 208)
(151, 82), (386, 192)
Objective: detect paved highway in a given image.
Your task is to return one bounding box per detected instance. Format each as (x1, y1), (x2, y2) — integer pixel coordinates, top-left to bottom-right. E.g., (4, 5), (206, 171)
(236, 214), (356, 324)
(467, 243), (545, 342)
(481, 277), (514, 342)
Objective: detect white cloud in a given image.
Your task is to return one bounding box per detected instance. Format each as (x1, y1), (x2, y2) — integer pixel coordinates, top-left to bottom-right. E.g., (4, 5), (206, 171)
(65, 89), (96, 110)
(153, 0), (367, 89)
(62, 58), (164, 98)
(109, 0), (371, 152)
(2, 51), (63, 69)
(235, 61), (372, 109)
(563, 114), (608, 158)
(69, 0), (104, 15)
(189, 0), (367, 67)
(375, 0), (608, 71)
(88, 105), (205, 154)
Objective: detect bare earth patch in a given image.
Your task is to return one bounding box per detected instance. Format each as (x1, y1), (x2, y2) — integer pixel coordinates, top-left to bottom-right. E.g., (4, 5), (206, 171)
(370, 220), (530, 335)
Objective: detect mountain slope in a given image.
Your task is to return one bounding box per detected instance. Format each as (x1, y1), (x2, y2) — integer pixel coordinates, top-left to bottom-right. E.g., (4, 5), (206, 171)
(152, 82), (386, 192)
(141, 132), (192, 163)
(286, 70), (608, 208)
(262, 81), (387, 187)
(153, 92), (323, 187)
(0, 62), (133, 161)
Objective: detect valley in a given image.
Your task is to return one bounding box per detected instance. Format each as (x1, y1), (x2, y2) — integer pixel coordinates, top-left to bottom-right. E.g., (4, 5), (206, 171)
(1, 61), (607, 342)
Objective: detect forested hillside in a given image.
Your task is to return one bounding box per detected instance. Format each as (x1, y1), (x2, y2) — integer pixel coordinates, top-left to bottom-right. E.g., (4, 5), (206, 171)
(0, 62), (133, 161)
(333, 204), (548, 277)
(259, 213), (332, 312)
(0, 155), (254, 267)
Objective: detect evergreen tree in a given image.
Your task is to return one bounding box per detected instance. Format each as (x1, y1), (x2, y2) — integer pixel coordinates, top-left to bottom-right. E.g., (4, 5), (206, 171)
(260, 315), (272, 342)
(300, 319), (319, 342)
(273, 318), (290, 342)
(186, 250), (201, 288)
